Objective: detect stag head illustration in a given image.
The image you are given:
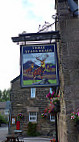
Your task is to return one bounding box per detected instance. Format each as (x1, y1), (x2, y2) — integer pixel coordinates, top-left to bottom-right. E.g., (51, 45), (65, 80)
(36, 54), (49, 68)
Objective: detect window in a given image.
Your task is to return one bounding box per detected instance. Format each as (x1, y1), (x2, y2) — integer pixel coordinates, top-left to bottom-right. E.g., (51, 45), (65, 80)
(50, 88), (53, 94)
(5, 109), (9, 115)
(29, 112), (37, 122)
(31, 88), (36, 98)
(11, 117), (16, 125)
(50, 114), (55, 122)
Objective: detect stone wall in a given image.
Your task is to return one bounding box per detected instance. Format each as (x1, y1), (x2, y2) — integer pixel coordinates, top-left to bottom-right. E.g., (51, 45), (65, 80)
(10, 76), (56, 137)
(56, 0), (79, 142)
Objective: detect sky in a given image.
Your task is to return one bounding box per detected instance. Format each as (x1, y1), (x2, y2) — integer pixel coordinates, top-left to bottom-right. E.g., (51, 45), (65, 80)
(0, 0), (56, 91)
(23, 52), (55, 65)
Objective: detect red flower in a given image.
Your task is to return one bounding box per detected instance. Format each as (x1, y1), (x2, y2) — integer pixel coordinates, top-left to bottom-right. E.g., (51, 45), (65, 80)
(50, 138), (56, 142)
(46, 92), (59, 99)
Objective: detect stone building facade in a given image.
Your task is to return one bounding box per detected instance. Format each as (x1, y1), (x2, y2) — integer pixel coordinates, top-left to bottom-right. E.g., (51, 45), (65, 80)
(10, 0), (79, 141)
(55, 0), (79, 142)
(10, 76), (56, 137)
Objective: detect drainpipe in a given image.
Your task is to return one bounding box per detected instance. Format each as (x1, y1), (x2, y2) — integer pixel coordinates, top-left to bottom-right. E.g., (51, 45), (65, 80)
(8, 102), (11, 134)
(55, 114), (58, 142)
(67, 0), (79, 16)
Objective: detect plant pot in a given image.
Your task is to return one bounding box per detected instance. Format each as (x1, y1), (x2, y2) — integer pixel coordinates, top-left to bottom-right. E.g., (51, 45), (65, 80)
(76, 125), (79, 131)
(76, 121), (79, 131)
(76, 120), (79, 125)
(53, 101), (60, 113)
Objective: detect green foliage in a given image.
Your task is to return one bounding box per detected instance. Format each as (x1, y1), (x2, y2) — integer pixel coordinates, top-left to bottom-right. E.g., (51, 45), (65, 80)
(0, 89), (10, 102)
(27, 122), (40, 136)
(0, 90), (2, 98)
(0, 90), (2, 102)
(0, 113), (7, 126)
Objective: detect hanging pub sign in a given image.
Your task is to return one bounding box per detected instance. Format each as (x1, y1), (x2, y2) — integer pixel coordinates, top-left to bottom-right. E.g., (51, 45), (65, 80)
(20, 43), (59, 88)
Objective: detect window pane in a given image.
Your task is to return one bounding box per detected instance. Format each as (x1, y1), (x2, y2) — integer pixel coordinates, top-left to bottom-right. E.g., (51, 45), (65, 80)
(30, 112), (36, 115)
(50, 114), (55, 122)
(50, 88), (52, 94)
(31, 88), (36, 98)
(30, 117), (36, 120)
(51, 115), (54, 119)
(29, 112), (37, 122)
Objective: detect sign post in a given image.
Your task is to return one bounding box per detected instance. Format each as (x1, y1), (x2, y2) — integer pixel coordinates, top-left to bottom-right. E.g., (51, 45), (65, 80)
(12, 31), (60, 141)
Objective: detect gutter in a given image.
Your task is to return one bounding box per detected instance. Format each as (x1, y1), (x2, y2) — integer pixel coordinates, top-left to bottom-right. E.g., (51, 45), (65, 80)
(68, 0), (79, 16)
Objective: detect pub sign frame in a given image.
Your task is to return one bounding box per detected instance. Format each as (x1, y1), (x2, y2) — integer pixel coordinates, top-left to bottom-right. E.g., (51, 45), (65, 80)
(20, 43), (59, 88)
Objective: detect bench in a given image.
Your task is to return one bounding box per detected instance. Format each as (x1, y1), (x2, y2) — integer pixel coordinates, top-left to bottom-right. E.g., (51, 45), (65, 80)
(5, 135), (19, 142)
(5, 134), (24, 142)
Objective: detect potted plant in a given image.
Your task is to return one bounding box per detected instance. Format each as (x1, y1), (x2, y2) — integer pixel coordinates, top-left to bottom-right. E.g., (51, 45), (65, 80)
(17, 113), (24, 121)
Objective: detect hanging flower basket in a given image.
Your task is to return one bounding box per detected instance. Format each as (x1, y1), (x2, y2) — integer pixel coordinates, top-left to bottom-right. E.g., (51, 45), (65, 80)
(17, 113), (24, 121)
(41, 92), (60, 119)
(71, 109), (79, 122)
(49, 99), (60, 114)
(41, 113), (47, 119)
(46, 91), (59, 99)
(71, 108), (79, 131)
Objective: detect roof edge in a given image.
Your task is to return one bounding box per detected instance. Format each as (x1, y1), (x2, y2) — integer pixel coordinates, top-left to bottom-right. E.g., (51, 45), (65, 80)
(11, 75), (20, 83)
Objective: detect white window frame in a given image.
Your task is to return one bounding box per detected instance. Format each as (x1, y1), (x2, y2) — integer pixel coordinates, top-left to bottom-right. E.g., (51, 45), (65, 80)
(29, 112), (37, 122)
(31, 88), (36, 98)
(50, 114), (55, 122)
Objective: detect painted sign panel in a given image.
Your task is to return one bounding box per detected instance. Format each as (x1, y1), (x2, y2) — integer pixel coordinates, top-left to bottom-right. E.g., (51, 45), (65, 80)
(20, 43), (59, 87)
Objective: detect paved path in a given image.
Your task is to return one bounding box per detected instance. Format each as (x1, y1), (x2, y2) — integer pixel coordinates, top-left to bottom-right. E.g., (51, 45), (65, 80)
(0, 126), (8, 142)
(0, 127), (52, 142)
(22, 137), (51, 142)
